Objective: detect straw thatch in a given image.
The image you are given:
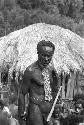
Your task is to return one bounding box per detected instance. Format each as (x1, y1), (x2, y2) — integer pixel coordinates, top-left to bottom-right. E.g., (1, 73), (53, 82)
(0, 23), (84, 74)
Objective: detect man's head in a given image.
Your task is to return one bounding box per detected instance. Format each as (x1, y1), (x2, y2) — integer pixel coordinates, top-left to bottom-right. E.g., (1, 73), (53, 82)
(37, 40), (55, 67)
(76, 99), (84, 113)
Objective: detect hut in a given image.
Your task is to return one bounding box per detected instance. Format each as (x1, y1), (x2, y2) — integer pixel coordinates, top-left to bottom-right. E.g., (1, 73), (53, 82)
(0, 23), (84, 101)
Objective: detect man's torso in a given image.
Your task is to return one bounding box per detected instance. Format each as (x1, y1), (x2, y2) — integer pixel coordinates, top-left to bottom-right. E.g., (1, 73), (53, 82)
(23, 61), (58, 106)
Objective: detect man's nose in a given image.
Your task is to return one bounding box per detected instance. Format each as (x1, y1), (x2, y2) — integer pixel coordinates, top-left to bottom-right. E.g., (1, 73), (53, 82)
(45, 56), (48, 61)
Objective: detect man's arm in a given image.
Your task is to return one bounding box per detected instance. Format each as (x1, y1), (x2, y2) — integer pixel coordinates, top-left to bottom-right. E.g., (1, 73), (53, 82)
(18, 69), (31, 123)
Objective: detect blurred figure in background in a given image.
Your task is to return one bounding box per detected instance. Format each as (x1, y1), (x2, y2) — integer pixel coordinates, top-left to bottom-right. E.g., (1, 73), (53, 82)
(9, 94), (18, 120)
(0, 99), (11, 118)
(0, 111), (10, 125)
(65, 94), (84, 125)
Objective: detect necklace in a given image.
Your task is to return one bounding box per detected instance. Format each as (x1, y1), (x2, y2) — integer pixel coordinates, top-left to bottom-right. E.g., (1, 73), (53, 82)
(42, 68), (52, 101)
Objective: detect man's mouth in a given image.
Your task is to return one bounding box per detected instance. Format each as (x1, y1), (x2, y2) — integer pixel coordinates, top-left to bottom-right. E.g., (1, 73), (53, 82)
(43, 61), (49, 65)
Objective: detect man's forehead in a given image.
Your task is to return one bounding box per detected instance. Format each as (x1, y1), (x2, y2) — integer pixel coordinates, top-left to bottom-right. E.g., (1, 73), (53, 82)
(40, 46), (53, 56)
(42, 46), (53, 52)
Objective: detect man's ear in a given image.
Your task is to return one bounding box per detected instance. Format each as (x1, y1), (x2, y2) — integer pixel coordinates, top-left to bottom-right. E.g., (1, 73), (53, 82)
(37, 51), (39, 54)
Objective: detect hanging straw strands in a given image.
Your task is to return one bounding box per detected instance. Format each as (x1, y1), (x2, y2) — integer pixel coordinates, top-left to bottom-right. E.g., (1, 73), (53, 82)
(0, 23), (84, 74)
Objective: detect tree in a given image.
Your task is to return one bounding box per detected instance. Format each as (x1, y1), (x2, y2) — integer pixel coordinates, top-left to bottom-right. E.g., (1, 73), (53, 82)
(75, 22), (84, 37)
(7, 7), (25, 30)
(54, 0), (83, 21)
(16, 0), (31, 9)
(0, 11), (4, 27)
(0, 0), (17, 10)
(68, 0), (83, 19)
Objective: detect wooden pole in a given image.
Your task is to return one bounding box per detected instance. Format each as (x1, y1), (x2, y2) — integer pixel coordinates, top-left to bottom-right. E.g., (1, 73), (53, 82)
(47, 86), (62, 122)
(62, 72), (65, 99)
(0, 66), (2, 99)
(73, 72), (78, 96)
(66, 71), (76, 99)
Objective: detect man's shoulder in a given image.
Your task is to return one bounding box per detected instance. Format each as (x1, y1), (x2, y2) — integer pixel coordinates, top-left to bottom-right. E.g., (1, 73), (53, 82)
(25, 61), (38, 73)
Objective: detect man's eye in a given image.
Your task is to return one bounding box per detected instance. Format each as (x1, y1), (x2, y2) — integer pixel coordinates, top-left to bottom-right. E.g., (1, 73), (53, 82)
(41, 55), (46, 57)
(40, 54), (44, 57)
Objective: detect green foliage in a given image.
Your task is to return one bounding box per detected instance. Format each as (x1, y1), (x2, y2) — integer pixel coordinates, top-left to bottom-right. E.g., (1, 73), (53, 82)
(25, 8), (60, 25)
(75, 22), (84, 37)
(0, 11), (4, 26)
(7, 7), (24, 29)
(17, 0), (31, 9)
(55, 0), (83, 20)
(57, 16), (77, 32)
(71, 0), (83, 10)
(0, 0), (16, 10)
(0, 0), (83, 37)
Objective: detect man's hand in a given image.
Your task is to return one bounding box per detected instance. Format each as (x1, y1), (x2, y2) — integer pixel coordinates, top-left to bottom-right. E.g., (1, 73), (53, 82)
(21, 111), (27, 121)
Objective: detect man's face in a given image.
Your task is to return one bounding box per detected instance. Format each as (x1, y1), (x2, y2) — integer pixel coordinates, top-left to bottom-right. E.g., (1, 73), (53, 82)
(76, 103), (83, 113)
(38, 46), (54, 67)
(38, 53), (52, 67)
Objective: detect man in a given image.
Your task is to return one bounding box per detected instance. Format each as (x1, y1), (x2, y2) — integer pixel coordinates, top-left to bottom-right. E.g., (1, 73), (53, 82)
(0, 112), (10, 125)
(0, 99), (5, 110)
(18, 40), (59, 125)
(63, 94), (84, 125)
(0, 99), (11, 118)
(9, 94), (18, 119)
(74, 98), (84, 124)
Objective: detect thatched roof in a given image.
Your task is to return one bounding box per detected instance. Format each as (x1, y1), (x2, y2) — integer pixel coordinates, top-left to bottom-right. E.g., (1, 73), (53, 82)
(0, 23), (84, 74)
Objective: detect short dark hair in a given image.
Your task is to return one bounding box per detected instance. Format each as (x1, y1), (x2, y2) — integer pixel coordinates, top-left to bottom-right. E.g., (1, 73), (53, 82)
(37, 40), (55, 54)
